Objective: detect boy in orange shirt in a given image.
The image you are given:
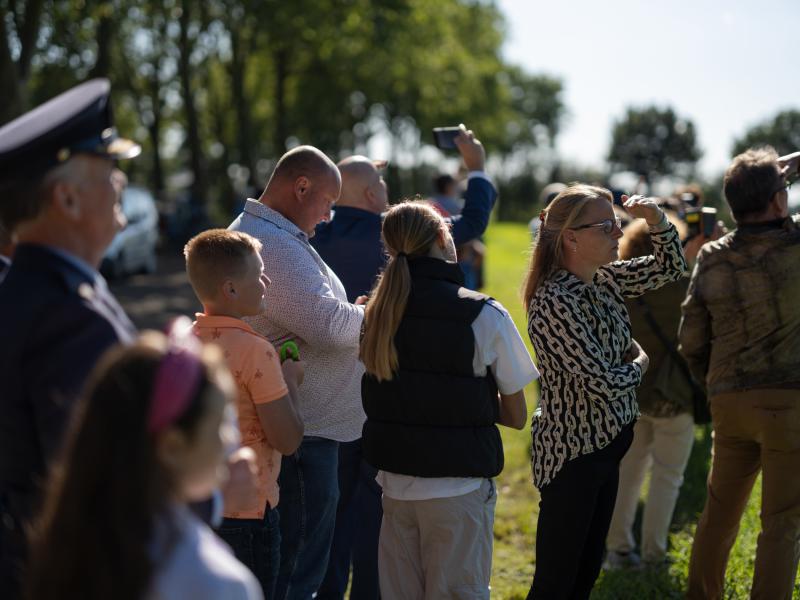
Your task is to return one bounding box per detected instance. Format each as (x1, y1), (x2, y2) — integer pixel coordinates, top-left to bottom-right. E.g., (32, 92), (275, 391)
(184, 229), (304, 599)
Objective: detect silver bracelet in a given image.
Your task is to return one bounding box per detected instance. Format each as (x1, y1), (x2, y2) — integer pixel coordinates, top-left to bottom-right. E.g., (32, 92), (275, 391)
(649, 210), (669, 232)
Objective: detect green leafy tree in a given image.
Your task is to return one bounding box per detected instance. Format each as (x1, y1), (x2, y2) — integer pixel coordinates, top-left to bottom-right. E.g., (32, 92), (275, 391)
(732, 109), (800, 156)
(608, 106), (702, 184)
(0, 0), (45, 122)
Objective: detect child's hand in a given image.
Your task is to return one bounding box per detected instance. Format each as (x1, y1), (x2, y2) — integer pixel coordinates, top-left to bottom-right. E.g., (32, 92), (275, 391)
(281, 359), (306, 388)
(222, 446), (259, 515)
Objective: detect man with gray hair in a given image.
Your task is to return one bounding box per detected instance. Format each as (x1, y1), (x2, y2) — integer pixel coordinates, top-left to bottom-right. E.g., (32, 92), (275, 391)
(0, 79), (139, 598)
(680, 146), (800, 599)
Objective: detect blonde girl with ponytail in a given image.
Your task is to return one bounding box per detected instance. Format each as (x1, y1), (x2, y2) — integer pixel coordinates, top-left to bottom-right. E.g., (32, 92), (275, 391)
(522, 184), (687, 599)
(360, 200), (538, 599)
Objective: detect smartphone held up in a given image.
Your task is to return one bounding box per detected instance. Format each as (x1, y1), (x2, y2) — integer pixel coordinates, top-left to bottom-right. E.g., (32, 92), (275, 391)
(432, 127), (461, 150)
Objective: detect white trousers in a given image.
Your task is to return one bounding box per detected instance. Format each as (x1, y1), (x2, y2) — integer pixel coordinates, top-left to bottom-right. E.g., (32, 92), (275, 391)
(606, 412), (695, 561)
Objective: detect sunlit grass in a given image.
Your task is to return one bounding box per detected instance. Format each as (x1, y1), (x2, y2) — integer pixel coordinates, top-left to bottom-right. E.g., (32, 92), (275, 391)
(481, 221), (798, 599)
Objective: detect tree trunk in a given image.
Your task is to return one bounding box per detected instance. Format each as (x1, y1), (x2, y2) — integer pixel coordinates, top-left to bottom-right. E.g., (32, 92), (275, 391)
(17, 0), (44, 84)
(178, 0), (207, 210)
(272, 47), (289, 154)
(148, 69), (165, 194)
(230, 26), (256, 185)
(0, 13), (22, 124)
(89, 2), (114, 79)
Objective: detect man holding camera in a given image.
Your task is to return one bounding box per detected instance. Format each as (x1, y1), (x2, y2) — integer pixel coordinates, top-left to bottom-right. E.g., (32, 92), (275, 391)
(679, 147), (800, 600)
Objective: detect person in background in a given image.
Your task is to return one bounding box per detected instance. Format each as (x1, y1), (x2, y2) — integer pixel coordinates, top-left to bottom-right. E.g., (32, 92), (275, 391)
(185, 229), (306, 598)
(523, 185), (686, 599)
(25, 325), (263, 600)
(0, 79), (140, 598)
(360, 200), (537, 599)
(681, 147), (800, 600)
(229, 146), (365, 600)
(312, 126), (496, 600)
(604, 212), (720, 569)
(430, 173), (463, 217)
(529, 182), (567, 238)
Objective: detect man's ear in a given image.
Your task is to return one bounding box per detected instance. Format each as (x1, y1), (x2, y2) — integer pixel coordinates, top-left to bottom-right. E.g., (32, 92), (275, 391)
(294, 176), (311, 202)
(50, 179), (81, 220)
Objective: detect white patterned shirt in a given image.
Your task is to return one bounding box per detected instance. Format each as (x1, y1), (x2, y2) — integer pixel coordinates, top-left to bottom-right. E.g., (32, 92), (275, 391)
(229, 200), (365, 442)
(527, 222), (686, 488)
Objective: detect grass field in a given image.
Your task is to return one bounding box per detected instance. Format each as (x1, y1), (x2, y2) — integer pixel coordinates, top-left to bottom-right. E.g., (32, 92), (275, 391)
(481, 221), (797, 599)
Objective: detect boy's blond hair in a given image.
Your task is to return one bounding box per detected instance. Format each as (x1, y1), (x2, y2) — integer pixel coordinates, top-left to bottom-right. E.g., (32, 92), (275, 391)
(184, 229), (262, 301)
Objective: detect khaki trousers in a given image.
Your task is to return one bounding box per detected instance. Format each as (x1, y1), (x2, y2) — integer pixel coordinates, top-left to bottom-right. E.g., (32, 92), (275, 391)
(378, 478), (496, 600)
(687, 389), (800, 600)
(607, 412), (695, 561)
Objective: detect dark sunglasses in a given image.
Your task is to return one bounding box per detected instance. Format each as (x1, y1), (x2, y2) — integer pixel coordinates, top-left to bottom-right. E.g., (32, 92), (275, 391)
(571, 217), (623, 235)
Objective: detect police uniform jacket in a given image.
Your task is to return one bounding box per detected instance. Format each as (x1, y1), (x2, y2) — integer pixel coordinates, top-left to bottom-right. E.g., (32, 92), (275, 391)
(0, 244), (136, 523)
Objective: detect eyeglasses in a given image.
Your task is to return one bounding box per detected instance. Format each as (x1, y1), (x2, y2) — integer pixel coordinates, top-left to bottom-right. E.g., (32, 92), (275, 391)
(571, 217), (623, 234)
(772, 176), (795, 198)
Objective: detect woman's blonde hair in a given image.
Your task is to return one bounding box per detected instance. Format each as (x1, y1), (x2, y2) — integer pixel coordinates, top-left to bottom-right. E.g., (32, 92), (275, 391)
(522, 183), (613, 308)
(360, 201), (449, 381)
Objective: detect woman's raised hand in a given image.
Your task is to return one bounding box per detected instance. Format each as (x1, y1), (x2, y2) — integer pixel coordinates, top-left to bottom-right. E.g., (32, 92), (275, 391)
(622, 195), (663, 226)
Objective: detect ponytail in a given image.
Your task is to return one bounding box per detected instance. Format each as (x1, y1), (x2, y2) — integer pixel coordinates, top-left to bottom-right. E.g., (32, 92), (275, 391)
(360, 201), (446, 381)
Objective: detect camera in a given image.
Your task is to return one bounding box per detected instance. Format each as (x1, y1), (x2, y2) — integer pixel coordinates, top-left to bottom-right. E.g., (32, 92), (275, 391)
(683, 206), (717, 238)
(432, 127), (461, 150)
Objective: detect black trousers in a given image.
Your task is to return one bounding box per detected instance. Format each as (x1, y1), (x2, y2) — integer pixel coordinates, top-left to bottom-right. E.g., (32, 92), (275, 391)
(528, 424), (634, 600)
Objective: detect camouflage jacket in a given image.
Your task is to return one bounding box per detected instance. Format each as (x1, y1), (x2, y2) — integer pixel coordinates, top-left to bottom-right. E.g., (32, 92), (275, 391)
(679, 214), (800, 396)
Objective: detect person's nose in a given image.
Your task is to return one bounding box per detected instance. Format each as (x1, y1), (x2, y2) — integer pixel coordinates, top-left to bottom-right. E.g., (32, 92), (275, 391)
(261, 273), (271, 287)
(612, 225), (624, 238)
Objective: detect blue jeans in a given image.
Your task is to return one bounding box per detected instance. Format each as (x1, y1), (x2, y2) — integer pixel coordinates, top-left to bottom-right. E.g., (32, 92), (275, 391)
(276, 436), (340, 600)
(317, 439), (382, 600)
(217, 507), (281, 599)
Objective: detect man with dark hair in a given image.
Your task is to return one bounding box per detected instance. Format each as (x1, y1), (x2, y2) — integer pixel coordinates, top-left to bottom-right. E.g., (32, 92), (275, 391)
(431, 173), (461, 216)
(0, 79), (140, 598)
(680, 146), (800, 599)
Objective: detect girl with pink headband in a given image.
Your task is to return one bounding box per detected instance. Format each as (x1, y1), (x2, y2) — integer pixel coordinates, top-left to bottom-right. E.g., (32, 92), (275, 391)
(25, 320), (263, 600)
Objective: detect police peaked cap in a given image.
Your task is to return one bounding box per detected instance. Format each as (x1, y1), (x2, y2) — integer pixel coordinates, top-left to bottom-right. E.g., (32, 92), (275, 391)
(0, 78), (141, 180)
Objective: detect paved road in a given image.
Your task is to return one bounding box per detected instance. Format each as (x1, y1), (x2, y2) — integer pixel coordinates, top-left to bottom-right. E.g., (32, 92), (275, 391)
(109, 248), (201, 331)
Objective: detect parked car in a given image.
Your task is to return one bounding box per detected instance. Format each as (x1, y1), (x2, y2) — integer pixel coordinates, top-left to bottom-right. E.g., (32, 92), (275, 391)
(102, 186), (159, 279)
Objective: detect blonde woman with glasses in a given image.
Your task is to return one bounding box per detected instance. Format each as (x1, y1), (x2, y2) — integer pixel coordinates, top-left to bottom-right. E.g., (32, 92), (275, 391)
(522, 184), (687, 599)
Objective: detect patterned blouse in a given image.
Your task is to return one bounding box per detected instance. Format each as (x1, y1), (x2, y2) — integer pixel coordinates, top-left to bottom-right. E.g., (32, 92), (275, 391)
(527, 222), (686, 488)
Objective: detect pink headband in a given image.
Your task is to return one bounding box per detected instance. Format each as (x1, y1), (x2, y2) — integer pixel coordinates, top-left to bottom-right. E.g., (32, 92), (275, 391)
(148, 317), (204, 434)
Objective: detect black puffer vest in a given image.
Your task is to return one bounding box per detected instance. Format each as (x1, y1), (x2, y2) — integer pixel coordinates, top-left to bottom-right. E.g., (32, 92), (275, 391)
(361, 257), (503, 478)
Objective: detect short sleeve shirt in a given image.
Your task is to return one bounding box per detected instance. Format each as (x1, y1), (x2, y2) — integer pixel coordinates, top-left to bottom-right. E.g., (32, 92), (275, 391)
(377, 299), (539, 500)
(193, 314), (288, 517)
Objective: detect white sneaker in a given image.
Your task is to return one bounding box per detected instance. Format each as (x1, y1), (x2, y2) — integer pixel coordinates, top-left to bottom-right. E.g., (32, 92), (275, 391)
(603, 550), (643, 571)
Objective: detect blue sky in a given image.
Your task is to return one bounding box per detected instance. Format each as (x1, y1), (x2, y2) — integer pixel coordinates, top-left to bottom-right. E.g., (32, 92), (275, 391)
(496, 0), (800, 177)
